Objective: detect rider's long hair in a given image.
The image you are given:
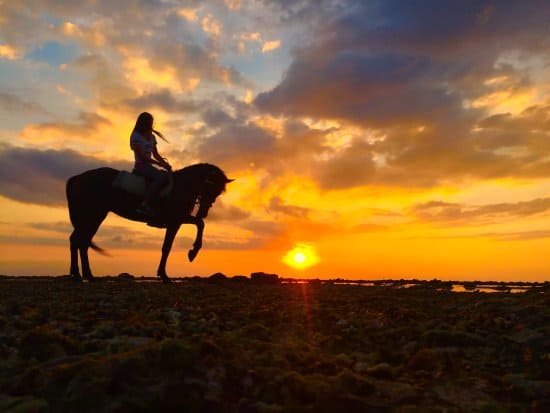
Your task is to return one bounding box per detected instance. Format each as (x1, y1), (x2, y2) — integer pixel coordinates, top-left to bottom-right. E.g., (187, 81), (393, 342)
(133, 112), (168, 142)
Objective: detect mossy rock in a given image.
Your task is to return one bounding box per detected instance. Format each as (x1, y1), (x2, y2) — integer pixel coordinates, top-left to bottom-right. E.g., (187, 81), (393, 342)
(0, 394), (48, 413)
(421, 329), (484, 347)
(336, 369), (375, 397)
(18, 326), (79, 362)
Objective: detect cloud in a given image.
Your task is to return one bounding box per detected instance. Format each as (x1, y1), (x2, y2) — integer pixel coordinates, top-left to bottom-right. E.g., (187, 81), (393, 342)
(474, 101), (550, 153)
(251, 1), (550, 190)
(21, 111), (112, 142)
(121, 89), (201, 114)
(207, 200), (250, 221)
(0, 44), (19, 60)
(268, 196), (310, 218)
(0, 92), (50, 116)
(411, 197), (550, 224)
(201, 14), (222, 37)
(0, 144), (130, 206)
(196, 122), (277, 170)
(29, 221), (73, 233)
(407, 229), (550, 242)
(261, 40), (280, 53)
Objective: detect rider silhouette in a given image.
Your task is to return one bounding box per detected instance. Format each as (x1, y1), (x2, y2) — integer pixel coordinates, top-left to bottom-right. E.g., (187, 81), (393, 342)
(130, 112), (171, 216)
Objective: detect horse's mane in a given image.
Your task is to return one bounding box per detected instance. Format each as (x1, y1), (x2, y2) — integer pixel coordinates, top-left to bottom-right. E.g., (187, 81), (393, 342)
(174, 163), (229, 191)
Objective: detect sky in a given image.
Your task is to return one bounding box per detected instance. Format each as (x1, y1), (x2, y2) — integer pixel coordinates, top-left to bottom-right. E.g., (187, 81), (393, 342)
(0, 0), (549, 281)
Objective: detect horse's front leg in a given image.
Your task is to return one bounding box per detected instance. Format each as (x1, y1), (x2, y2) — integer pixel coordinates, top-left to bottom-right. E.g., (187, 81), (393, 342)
(157, 223), (181, 283)
(184, 216), (204, 262)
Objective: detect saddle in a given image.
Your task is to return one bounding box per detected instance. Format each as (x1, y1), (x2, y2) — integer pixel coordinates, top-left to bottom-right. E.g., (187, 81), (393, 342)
(112, 171), (172, 198)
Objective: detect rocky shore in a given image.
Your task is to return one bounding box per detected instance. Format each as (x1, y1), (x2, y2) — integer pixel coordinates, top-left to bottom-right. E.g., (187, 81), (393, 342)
(0, 275), (548, 412)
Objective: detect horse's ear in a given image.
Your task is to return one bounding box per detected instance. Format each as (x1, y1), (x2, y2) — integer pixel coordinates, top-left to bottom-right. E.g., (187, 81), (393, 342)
(225, 178), (235, 183)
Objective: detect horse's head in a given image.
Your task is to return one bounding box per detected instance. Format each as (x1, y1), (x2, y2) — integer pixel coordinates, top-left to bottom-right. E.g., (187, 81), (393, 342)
(196, 169), (234, 219)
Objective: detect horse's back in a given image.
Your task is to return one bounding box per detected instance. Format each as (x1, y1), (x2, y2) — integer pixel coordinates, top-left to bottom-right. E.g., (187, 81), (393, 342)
(66, 168), (119, 223)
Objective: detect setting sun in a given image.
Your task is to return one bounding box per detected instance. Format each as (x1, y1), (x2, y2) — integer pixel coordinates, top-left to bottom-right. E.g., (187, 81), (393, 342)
(283, 244), (320, 270)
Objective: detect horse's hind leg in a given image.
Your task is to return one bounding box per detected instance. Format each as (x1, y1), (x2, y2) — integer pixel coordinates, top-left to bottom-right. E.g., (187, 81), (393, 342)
(69, 231), (81, 279)
(80, 243), (93, 281)
(80, 211), (108, 281)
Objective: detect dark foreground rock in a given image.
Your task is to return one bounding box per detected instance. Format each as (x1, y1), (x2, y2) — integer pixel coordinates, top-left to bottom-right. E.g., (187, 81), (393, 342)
(0, 277), (548, 412)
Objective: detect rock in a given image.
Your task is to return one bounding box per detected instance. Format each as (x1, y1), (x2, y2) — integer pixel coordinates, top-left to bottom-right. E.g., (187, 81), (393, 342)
(502, 374), (550, 400)
(353, 361), (369, 374)
(251, 272), (279, 283)
(432, 382), (496, 411)
(336, 369), (375, 397)
(374, 380), (418, 404)
(407, 347), (462, 374)
(18, 326), (79, 362)
(509, 328), (546, 346)
(366, 363), (394, 379)
(0, 394), (49, 413)
(421, 329), (484, 347)
(208, 272), (227, 282)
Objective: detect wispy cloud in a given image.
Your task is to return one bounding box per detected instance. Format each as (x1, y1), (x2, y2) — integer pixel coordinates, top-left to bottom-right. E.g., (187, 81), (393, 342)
(411, 198), (550, 224)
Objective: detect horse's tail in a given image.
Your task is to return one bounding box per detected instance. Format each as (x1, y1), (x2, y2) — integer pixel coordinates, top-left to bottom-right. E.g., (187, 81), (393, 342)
(90, 241), (110, 256)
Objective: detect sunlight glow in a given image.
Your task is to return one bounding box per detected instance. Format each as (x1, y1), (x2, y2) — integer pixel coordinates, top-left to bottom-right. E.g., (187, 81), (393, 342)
(283, 243), (320, 270)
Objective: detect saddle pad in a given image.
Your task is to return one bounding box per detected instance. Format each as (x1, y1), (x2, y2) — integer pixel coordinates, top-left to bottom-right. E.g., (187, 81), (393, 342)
(112, 171), (173, 197)
(112, 171), (146, 195)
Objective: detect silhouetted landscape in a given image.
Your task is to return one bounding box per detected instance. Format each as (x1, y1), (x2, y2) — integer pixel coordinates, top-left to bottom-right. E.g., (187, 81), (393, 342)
(0, 274), (548, 412)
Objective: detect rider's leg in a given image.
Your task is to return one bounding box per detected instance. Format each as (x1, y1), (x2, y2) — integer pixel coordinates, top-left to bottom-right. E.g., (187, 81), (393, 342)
(134, 165), (168, 210)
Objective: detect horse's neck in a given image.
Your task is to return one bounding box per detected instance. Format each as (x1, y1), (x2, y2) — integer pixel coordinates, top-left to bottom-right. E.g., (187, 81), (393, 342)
(173, 169), (202, 201)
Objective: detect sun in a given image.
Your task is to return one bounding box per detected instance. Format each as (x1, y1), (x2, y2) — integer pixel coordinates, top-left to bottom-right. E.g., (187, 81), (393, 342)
(283, 243), (320, 270)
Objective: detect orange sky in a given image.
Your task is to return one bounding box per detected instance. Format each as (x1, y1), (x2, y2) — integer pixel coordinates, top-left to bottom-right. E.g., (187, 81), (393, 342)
(0, 1), (548, 280)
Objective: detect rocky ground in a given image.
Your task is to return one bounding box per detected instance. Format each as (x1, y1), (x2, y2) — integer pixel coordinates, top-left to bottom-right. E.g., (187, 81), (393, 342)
(0, 275), (548, 412)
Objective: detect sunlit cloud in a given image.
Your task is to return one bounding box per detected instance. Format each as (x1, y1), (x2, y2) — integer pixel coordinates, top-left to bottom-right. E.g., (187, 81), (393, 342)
(178, 8), (199, 22)
(224, 0), (242, 10)
(0, 44), (19, 60)
(201, 14), (222, 37)
(261, 40), (280, 53)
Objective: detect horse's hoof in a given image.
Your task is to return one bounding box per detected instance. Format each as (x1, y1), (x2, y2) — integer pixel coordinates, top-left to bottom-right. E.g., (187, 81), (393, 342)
(160, 276), (172, 284)
(83, 275), (95, 282)
(71, 274), (83, 282)
(188, 249), (199, 262)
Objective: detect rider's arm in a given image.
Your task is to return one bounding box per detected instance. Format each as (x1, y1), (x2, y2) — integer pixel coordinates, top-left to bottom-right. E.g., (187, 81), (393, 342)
(132, 143), (164, 168)
(152, 147), (171, 170)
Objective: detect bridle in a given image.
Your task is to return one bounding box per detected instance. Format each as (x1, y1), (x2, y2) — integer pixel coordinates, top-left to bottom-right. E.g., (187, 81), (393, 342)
(194, 176), (220, 217)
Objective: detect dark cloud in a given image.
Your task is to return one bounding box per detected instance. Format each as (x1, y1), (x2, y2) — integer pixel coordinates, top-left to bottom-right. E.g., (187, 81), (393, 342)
(0, 144), (130, 206)
(313, 139), (377, 189)
(121, 89), (200, 114)
(201, 107), (235, 128)
(29, 221), (72, 233)
(256, 52), (468, 128)
(252, 0), (550, 190)
(484, 230), (550, 241)
(207, 200), (250, 221)
(406, 229), (550, 241)
(411, 197), (550, 224)
(475, 102), (550, 153)
(268, 196), (310, 218)
(0, 93), (50, 116)
(196, 123), (277, 170)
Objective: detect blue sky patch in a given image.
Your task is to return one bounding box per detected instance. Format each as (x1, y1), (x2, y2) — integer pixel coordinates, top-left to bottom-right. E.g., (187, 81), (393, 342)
(27, 41), (79, 66)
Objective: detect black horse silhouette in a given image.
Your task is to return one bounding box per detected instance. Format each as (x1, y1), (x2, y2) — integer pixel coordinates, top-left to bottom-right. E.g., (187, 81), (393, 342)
(66, 163), (232, 283)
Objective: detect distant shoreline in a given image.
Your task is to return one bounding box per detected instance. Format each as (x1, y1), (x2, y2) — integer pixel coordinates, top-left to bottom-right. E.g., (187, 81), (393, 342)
(1, 273), (547, 293)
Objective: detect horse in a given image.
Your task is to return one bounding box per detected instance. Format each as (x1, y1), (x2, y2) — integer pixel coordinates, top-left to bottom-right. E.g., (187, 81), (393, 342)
(66, 163), (233, 283)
